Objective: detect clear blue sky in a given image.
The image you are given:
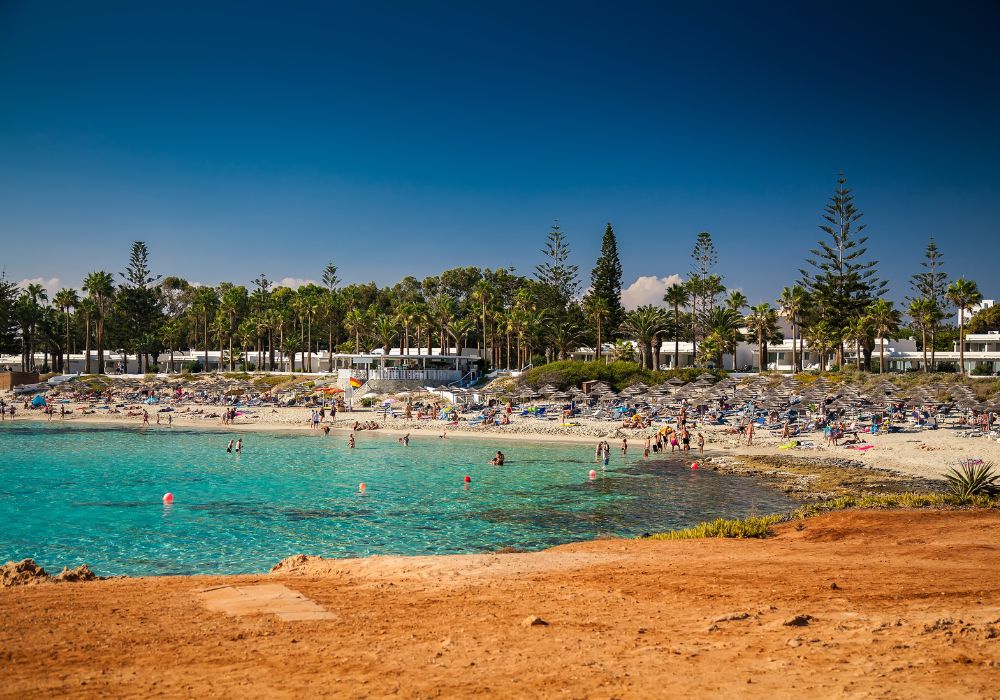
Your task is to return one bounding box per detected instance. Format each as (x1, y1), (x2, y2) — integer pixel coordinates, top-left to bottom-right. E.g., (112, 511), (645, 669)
(1, 1), (998, 306)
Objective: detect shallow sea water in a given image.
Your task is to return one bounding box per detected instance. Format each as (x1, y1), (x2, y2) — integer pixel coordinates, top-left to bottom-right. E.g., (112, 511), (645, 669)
(0, 422), (793, 575)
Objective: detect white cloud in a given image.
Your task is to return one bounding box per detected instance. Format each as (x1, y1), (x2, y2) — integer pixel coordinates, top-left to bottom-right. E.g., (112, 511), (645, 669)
(276, 277), (318, 290)
(17, 277), (61, 299)
(620, 275), (683, 310)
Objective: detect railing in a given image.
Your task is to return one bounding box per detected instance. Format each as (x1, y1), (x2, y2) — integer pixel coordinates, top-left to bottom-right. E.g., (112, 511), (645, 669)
(361, 368), (462, 382)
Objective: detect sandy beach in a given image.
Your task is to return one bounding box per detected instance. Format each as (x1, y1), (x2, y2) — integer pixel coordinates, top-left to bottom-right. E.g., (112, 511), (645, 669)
(3, 509), (999, 698)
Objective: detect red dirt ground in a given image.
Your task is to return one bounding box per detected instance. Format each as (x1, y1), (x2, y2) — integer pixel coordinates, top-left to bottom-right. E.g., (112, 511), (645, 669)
(2, 509), (999, 698)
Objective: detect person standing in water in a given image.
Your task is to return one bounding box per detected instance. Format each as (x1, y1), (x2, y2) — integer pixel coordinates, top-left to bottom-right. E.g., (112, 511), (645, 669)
(621, 437), (628, 457)
(348, 433), (356, 449)
(226, 439), (234, 453)
(235, 438), (243, 455)
(697, 432), (705, 455)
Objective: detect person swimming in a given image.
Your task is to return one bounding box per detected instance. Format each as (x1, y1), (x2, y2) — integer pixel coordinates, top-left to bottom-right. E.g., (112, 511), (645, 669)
(489, 450), (505, 466)
(399, 433), (410, 446)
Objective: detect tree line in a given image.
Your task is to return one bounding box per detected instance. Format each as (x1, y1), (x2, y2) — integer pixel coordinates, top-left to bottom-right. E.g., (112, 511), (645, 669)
(0, 174), (992, 376)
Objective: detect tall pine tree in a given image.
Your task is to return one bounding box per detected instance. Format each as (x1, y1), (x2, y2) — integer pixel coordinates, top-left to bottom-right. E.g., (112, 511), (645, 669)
(117, 241), (163, 372)
(588, 222), (625, 338)
(908, 237), (948, 369)
(534, 220), (580, 311)
(800, 173), (886, 368)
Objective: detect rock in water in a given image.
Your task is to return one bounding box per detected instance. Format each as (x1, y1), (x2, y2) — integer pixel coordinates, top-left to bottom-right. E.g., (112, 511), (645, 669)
(0, 559), (50, 587)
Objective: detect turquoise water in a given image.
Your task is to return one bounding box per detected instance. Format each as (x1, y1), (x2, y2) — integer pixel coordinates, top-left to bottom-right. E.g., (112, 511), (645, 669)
(0, 423), (793, 576)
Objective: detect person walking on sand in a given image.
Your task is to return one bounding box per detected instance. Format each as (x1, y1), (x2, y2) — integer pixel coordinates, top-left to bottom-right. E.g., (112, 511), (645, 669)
(681, 428), (690, 453)
(746, 421), (754, 446)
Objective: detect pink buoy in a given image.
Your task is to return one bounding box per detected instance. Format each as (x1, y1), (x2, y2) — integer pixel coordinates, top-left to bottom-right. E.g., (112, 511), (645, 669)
(162, 492), (174, 504)
(588, 469), (597, 480)
(359, 482), (367, 493)
(691, 462), (699, 470)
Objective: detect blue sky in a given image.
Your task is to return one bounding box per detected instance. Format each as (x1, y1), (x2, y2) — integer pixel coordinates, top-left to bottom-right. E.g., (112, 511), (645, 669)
(1, 1), (998, 307)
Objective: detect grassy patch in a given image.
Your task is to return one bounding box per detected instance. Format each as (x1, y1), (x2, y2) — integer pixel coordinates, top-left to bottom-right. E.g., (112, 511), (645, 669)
(647, 492), (1000, 542)
(649, 514), (783, 540)
(793, 492), (1000, 517)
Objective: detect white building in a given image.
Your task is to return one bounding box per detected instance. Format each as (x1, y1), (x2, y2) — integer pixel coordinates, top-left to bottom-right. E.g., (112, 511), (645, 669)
(957, 299), (995, 327)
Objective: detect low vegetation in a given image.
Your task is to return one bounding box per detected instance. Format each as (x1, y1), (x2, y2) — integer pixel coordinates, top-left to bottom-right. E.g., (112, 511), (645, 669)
(943, 460), (999, 500)
(649, 514), (783, 540)
(649, 490), (1000, 541)
(519, 360), (724, 392)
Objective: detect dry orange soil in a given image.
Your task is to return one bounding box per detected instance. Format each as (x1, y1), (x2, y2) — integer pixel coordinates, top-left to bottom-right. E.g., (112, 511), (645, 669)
(2, 509), (999, 699)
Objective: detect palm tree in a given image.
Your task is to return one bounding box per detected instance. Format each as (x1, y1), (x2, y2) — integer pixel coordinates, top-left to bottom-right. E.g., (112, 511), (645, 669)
(159, 317), (186, 373)
(663, 284), (689, 369)
(373, 314), (397, 354)
(191, 286), (218, 372)
(806, 321), (838, 372)
(744, 303), (779, 372)
(83, 271), (115, 374)
(866, 299), (902, 373)
(701, 306), (743, 370)
(777, 285), (807, 372)
(447, 317), (476, 356)
(77, 296), (98, 373)
(429, 294), (455, 354)
(53, 288), (79, 373)
(237, 320), (257, 370)
(470, 279), (492, 359)
(842, 316), (872, 371)
(946, 278), (983, 375)
(344, 308), (367, 354)
(620, 305), (669, 370)
(907, 297), (936, 373)
(550, 315), (584, 361)
(218, 286), (245, 372)
(583, 295), (611, 361)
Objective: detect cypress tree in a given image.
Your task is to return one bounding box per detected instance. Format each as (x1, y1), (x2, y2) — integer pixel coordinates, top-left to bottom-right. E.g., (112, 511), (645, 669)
(589, 222), (625, 337)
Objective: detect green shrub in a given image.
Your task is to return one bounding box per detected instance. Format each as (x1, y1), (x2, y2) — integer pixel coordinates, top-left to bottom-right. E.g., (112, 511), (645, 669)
(649, 514), (783, 540)
(944, 460), (999, 500)
(520, 360), (724, 392)
(183, 360), (203, 373)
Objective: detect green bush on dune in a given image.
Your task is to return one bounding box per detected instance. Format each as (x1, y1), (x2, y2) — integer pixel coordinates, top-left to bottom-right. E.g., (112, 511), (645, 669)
(519, 360), (724, 392)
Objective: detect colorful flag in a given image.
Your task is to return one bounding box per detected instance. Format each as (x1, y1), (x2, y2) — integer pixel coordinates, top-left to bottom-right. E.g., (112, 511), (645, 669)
(349, 377), (363, 389)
